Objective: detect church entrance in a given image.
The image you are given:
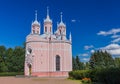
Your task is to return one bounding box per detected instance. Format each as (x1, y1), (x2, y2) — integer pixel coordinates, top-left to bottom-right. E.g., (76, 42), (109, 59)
(28, 64), (32, 76)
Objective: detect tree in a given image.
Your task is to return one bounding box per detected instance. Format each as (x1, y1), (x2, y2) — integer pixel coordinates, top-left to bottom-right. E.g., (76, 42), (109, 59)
(0, 46), (8, 72)
(72, 57), (77, 70)
(0, 45), (25, 72)
(72, 56), (85, 70)
(6, 48), (14, 72)
(12, 46), (25, 72)
(89, 50), (114, 69)
(84, 62), (90, 70)
(76, 56), (80, 70)
(114, 58), (120, 68)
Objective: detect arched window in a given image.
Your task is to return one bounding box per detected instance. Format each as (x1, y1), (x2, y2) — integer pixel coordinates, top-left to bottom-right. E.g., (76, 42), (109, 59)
(33, 30), (35, 34)
(27, 48), (32, 54)
(56, 55), (60, 71)
(45, 26), (47, 32)
(37, 31), (39, 34)
(50, 27), (51, 32)
(60, 30), (61, 34)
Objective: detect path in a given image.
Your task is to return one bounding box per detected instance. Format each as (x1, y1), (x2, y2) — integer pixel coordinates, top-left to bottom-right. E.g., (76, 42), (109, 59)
(0, 77), (81, 84)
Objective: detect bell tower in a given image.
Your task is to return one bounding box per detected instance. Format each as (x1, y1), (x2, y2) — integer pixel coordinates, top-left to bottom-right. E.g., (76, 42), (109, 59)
(57, 12), (66, 40)
(31, 11), (40, 34)
(44, 7), (52, 34)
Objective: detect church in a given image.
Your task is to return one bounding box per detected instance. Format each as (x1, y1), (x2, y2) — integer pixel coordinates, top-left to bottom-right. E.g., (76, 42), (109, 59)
(24, 8), (72, 77)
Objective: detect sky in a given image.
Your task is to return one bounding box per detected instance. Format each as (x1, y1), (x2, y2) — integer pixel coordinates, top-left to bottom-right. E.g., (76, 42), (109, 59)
(0, 0), (120, 62)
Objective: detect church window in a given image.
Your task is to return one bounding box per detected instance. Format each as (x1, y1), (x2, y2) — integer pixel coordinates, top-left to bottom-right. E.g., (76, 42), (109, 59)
(50, 27), (51, 32)
(28, 48), (32, 54)
(61, 36), (62, 40)
(45, 26), (47, 32)
(60, 30), (61, 34)
(33, 30), (35, 34)
(37, 31), (39, 34)
(56, 55), (60, 71)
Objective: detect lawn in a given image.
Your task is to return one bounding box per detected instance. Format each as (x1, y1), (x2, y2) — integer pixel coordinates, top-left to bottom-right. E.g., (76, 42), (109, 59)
(0, 77), (82, 84)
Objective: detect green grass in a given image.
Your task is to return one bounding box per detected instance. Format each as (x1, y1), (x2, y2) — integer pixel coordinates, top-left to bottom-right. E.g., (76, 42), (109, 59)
(0, 72), (24, 76)
(68, 78), (83, 84)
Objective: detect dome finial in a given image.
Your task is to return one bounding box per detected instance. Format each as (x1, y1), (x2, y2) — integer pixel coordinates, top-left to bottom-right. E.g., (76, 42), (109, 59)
(44, 6), (52, 23)
(35, 10), (37, 21)
(47, 6), (49, 16)
(60, 12), (63, 22)
(69, 32), (72, 42)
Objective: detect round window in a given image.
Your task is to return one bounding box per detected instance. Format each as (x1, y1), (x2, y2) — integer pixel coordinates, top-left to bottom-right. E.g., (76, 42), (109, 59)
(27, 48), (32, 54)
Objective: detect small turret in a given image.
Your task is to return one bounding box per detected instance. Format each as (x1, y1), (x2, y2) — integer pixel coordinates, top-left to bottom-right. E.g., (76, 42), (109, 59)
(44, 7), (53, 34)
(31, 10), (40, 34)
(58, 12), (66, 27)
(32, 10), (40, 26)
(57, 12), (66, 36)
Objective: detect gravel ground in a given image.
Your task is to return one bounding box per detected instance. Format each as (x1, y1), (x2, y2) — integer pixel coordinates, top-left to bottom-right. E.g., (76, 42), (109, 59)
(0, 77), (81, 84)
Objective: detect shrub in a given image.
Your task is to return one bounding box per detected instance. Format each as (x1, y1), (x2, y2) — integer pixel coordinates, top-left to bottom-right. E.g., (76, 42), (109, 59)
(69, 67), (120, 84)
(82, 77), (91, 84)
(95, 67), (120, 84)
(69, 70), (89, 80)
(0, 72), (24, 76)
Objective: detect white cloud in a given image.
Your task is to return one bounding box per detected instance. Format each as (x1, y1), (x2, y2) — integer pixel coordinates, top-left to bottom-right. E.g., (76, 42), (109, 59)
(71, 19), (76, 22)
(97, 31), (108, 36)
(91, 50), (95, 53)
(84, 45), (94, 50)
(97, 28), (120, 36)
(111, 38), (120, 43)
(79, 53), (89, 57)
(82, 58), (90, 61)
(101, 44), (120, 56)
(111, 28), (120, 34)
(111, 35), (120, 38)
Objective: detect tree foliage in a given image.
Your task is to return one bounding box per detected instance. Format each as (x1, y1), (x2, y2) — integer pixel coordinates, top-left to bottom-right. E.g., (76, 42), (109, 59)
(0, 45), (25, 72)
(72, 56), (85, 70)
(90, 50), (115, 69)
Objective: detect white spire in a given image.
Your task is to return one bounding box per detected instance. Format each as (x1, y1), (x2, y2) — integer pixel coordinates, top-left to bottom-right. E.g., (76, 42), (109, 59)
(47, 6), (49, 17)
(60, 12), (63, 22)
(58, 12), (66, 27)
(69, 32), (72, 42)
(32, 10), (40, 25)
(57, 22), (59, 27)
(44, 7), (52, 23)
(35, 10), (37, 21)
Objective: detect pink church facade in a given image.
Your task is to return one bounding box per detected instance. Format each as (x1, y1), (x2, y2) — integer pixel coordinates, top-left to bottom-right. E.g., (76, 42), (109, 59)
(24, 8), (72, 77)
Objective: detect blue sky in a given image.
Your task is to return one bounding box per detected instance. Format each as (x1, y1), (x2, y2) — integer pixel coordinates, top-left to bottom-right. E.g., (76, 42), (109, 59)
(0, 0), (120, 62)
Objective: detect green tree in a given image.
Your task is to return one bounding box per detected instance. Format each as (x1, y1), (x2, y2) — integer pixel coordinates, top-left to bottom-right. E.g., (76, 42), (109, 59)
(72, 56), (85, 70)
(90, 50), (114, 69)
(72, 57), (77, 70)
(76, 56), (80, 70)
(84, 62), (90, 70)
(5, 48), (14, 72)
(114, 58), (120, 67)
(12, 46), (25, 72)
(0, 46), (8, 72)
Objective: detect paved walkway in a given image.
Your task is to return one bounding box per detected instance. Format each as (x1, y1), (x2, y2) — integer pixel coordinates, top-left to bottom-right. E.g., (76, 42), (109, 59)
(0, 77), (81, 84)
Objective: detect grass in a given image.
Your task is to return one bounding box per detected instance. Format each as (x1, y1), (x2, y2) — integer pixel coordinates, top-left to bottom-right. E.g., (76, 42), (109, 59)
(0, 72), (24, 76)
(67, 78), (83, 84)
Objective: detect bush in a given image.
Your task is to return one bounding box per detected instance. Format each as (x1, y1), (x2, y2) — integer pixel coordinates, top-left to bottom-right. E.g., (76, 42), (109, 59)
(0, 72), (24, 76)
(69, 67), (120, 84)
(82, 77), (91, 84)
(69, 70), (90, 80)
(95, 67), (120, 84)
